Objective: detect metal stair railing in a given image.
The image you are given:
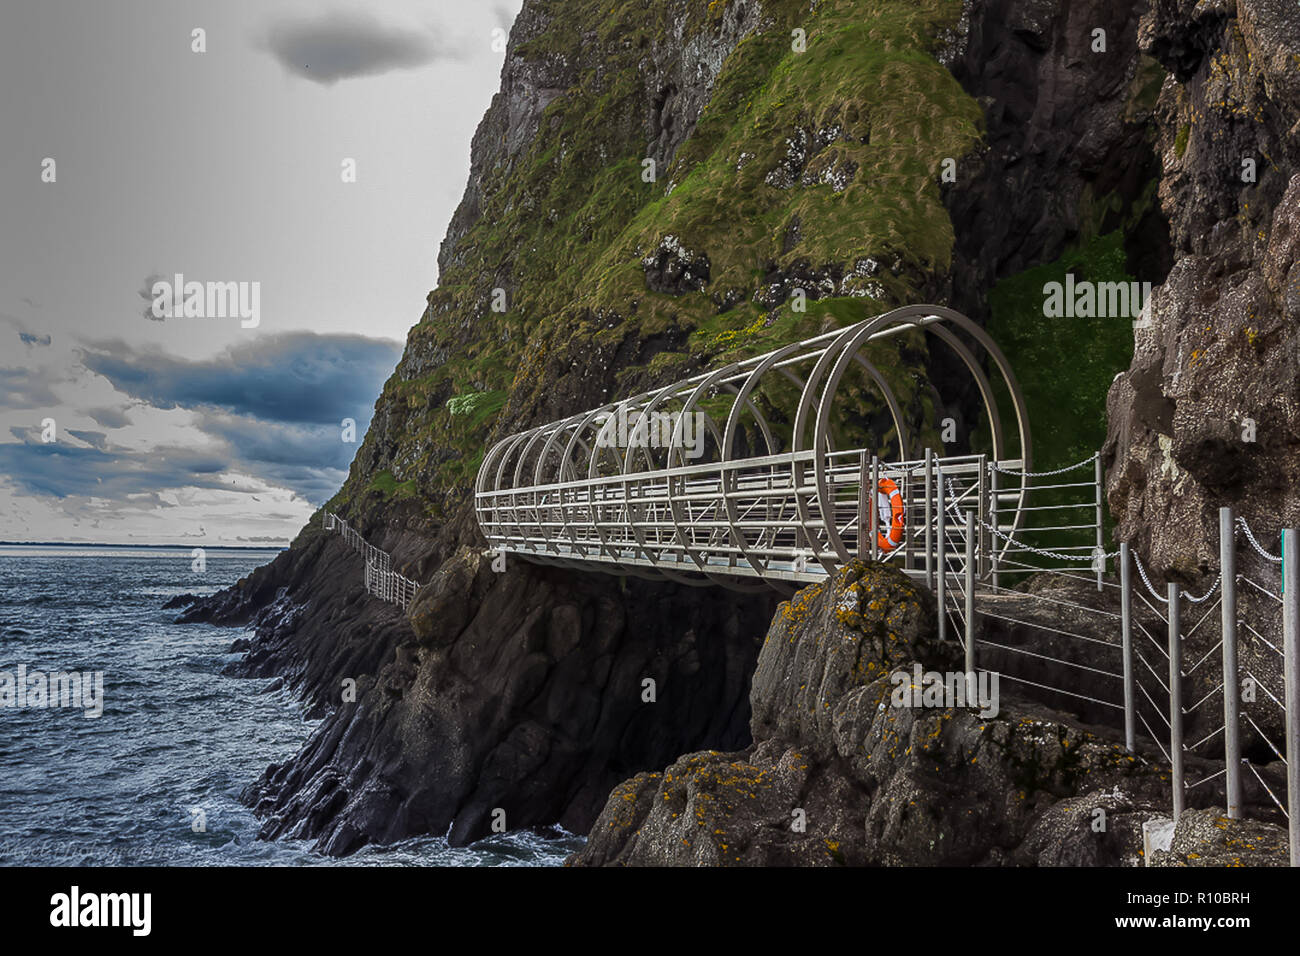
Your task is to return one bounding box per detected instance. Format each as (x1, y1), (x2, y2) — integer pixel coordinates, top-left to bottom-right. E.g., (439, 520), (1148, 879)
(323, 510), (420, 610)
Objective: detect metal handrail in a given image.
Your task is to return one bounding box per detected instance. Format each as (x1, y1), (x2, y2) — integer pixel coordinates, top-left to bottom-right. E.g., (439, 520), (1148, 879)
(323, 511), (420, 610)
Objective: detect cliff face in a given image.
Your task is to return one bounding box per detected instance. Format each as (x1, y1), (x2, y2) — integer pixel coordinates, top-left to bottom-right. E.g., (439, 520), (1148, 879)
(240, 553), (774, 851)
(1105, 0), (1300, 578)
(945, 0), (1170, 317)
(178, 0), (1247, 857)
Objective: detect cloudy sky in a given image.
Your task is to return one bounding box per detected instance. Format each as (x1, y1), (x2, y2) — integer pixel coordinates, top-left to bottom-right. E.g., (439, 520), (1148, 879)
(0, 0), (520, 544)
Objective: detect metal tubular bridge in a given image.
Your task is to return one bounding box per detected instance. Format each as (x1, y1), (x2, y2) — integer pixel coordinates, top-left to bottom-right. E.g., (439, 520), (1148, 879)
(475, 304), (1105, 593)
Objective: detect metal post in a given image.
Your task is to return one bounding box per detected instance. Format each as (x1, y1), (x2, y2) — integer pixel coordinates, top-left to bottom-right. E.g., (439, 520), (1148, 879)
(936, 468), (946, 645)
(869, 455), (879, 561)
(1120, 542), (1136, 753)
(989, 465), (999, 590)
(1095, 455), (1105, 592)
(924, 449), (934, 590)
(1220, 507), (1242, 819)
(1168, 583), (1185, 823)
(903, 470), (913, 572)
(1283, 528), (1300, 867)
(965, 508), (976, 675)
(857, 450), (868, 560)
(976, 455), (988, 579)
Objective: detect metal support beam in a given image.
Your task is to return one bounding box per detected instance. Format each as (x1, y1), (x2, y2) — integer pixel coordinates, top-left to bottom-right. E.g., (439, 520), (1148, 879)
(1219, 507), (1242, 819)
(1283, 528), (1300, 867)
(965, 508), (976, 675)
(1095, 454), (1105, 592)
(1120, 541), (1136, 753)
(937, 468), (946, 646)
(869, 454), (879, 562)
(1168, 583), (1184, 824)
(924, 448), (934, 590)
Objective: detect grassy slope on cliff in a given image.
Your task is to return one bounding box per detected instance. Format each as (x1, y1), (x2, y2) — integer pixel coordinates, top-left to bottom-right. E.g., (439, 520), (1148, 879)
(328, 0), (983, 523)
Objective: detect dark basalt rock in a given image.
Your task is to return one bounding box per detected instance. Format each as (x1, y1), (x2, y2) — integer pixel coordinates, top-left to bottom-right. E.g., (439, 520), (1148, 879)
(1107, 0), (1300, 569)
(228, 543), (774, 852)
(1147, 807), (1289, 866)
(642, 235), (711, 295)
(944, 0), (1171, 324)
(570, 561), (1179, 867)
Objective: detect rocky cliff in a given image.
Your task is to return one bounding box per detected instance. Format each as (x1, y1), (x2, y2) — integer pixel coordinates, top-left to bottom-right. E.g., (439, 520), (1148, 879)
(1106, 0), (1300, 577)
(1101, 0), (1300, 766)
(175, 0), (1299, 861)
(571, 561), (1184, 866)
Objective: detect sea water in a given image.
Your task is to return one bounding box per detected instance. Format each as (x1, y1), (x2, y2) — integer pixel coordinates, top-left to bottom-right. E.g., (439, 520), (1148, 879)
(0, 546), (580, 867)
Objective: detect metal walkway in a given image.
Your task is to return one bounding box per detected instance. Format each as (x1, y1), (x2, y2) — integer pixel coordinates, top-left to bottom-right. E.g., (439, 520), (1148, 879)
(475, 304), (1103, 592)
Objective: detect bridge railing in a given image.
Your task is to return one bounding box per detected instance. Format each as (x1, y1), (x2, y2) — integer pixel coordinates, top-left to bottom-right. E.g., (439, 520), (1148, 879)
(481, 454), (1013, 580)
(1138, 510), (1297, 865)
(322, 510), (420, 610)
(477, 447), (1106, 589)
(947, 498), (1299, 866)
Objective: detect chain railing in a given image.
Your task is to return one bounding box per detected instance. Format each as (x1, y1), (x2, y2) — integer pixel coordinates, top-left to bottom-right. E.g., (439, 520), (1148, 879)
(323, 511), (420, 610)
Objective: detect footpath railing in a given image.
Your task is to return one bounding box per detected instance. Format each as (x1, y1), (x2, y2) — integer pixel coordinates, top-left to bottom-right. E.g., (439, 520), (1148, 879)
(1134, 508), (1297, 865)
(935, 456), (1298, 866)
(322, 511), (420, 610)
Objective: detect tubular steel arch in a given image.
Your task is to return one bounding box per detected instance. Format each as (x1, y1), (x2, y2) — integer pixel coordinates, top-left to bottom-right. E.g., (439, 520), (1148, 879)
(475, 304), (1033, 591)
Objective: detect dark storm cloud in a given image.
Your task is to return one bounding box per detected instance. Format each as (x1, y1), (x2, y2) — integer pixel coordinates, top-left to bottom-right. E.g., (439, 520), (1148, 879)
(0, 440), (229, 501)
(80, 332), (402, 426)
(194, 412), (352, 502)
(66, 429), (108, 450)
(257, 9), (456, 85)
(69, 331), (399, 503)
(196, 412), (353, 470)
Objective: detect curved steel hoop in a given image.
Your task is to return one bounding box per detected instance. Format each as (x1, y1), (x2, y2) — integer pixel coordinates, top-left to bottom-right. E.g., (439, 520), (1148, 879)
(474, 304), (1032, 591)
